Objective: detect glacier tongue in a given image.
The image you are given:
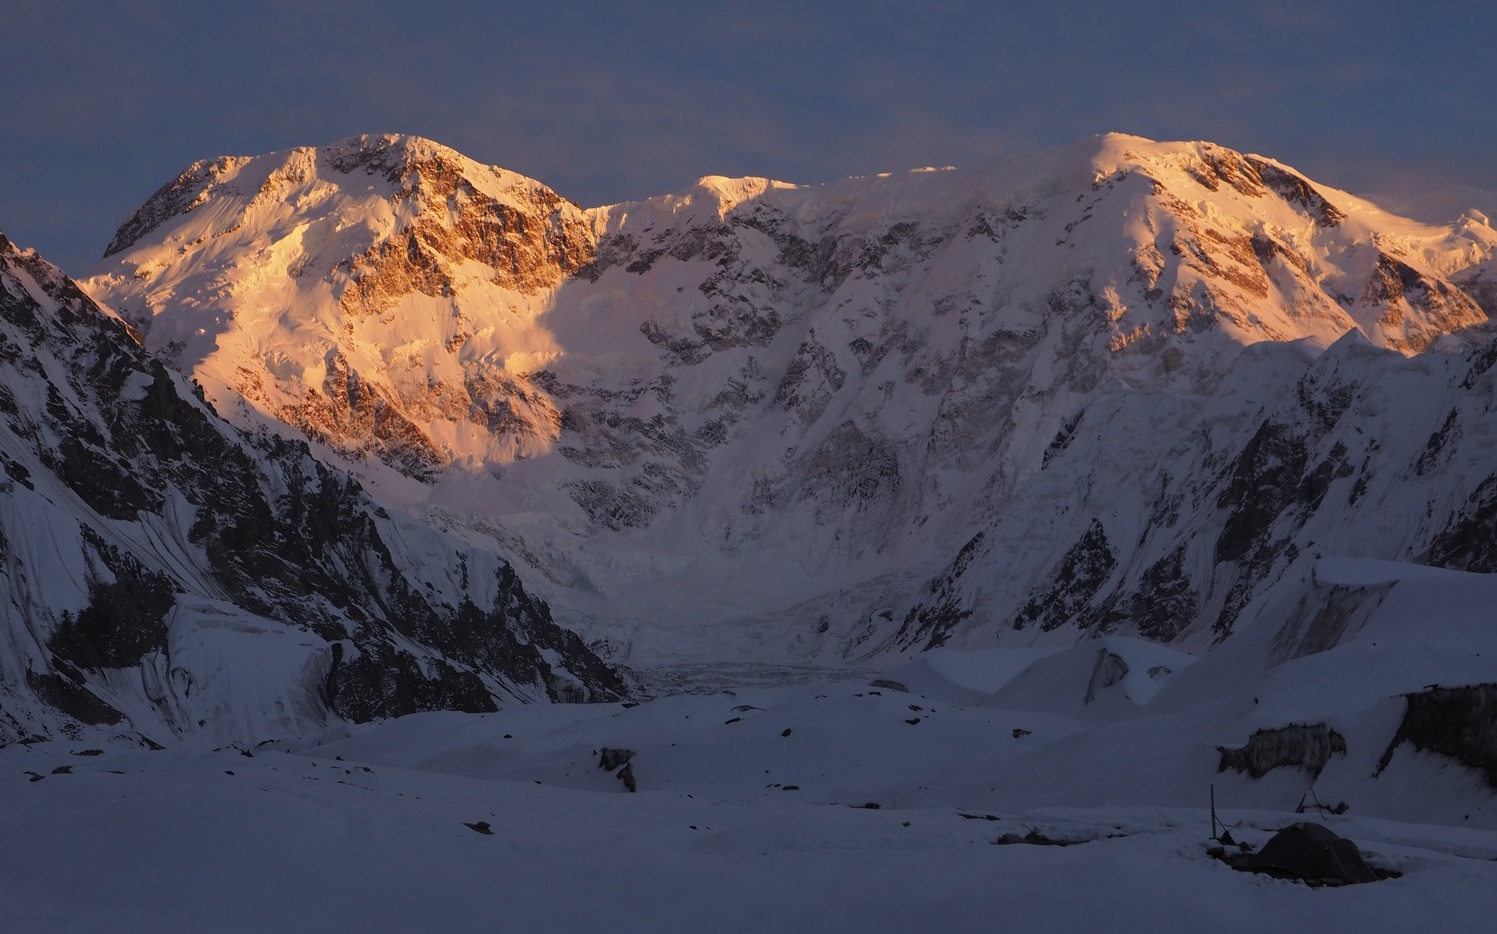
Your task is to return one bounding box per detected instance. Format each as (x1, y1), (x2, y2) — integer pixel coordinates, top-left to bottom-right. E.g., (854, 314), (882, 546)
(80, 132), (1497, 665)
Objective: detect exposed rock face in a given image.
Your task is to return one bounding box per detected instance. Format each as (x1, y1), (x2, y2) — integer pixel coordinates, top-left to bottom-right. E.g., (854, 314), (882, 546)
(891, 326), (1497, 657)
(83, 133), (1497, 664)
(1218, 724), (1348, 780)
(104, 156), (253, 258)
(598, 747), (638, 792)
(0, 231), (622, 747)
(1013, 521), (1119, 633)
(287, 348), (452, 481)
(1426, 474), (1497, 572)
(330, 136), (596, 314)
(1377, 684), (1497, 788)
(1083, 650), (1130, 705)
(1269, 579), (1395, 662)
(93, 136), (592, 485)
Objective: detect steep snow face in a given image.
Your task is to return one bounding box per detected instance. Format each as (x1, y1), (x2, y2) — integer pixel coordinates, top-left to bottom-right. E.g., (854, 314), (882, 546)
(0, 230), (622, 747)
(93, 134), (596, 480)
(882, 323), (1497, 657)
(84, 133), (1497, 664)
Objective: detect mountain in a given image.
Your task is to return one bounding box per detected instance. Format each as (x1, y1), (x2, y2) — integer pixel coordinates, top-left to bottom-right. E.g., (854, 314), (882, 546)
(83, 133), (1497, 664)
(0, 230), (623, 747)
(7, 136), (1497, 926)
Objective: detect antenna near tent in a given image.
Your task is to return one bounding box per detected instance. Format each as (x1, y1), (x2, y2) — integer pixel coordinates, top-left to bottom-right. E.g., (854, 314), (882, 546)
(1211, 784), (1238, 845)
(1211, 783), (1220, 839)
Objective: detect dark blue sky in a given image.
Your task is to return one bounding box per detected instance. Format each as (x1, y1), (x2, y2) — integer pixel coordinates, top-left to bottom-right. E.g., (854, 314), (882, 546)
(5, 1), (1495, 274)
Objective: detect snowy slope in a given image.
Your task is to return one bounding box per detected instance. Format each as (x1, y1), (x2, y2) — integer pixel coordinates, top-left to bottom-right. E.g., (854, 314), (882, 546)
(13, 740), (1496, 934)
(0, 230), (622, 747)
(4, 552), (1495, 931)
(83, 133), (1497, 664)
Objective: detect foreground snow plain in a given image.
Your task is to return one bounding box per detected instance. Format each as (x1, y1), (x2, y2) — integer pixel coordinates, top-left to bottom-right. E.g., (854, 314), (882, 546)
(4, 693), (1494, 933)
(6, 558), (1496, 933)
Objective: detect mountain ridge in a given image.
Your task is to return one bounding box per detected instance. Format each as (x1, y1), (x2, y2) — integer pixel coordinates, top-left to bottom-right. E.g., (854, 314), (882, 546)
(0, 229), (623, 746)
(81, 132), (1497, 665)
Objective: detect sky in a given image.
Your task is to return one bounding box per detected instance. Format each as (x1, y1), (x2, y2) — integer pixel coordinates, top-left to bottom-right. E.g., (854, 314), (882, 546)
(3, 0), (1496, 274)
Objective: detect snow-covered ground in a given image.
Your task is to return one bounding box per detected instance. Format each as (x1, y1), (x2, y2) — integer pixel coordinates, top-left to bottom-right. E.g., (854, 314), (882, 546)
(4, 686), (1494, 933)
(7, 557), (1495, 932)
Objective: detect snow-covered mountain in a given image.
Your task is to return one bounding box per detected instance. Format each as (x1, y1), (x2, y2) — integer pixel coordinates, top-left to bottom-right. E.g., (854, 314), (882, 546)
(83, 133), (1497, 664)
(6, 128), (1497, 927)
(0, 230), (622, 746)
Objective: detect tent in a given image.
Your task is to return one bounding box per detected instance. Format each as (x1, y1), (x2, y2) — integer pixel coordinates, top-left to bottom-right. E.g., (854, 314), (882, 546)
(1247, 822), (1378, 885)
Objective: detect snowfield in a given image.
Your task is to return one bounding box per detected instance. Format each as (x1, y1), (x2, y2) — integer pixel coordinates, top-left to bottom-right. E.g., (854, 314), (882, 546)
(5, 556), (1495, 932)
(4, 686), (1495, 933)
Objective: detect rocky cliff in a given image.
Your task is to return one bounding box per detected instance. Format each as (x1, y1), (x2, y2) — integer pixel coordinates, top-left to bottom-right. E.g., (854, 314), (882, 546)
(0, 230), (623, 746)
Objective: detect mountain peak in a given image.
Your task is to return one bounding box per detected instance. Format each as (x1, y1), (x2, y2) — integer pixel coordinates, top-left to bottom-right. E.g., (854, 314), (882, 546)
(101, 133), (576, 262)
(316, 133), (522, 190)
(82, 132), (1497, 665)
(324, 131), (456, 161)
(1, 232), (623, 744)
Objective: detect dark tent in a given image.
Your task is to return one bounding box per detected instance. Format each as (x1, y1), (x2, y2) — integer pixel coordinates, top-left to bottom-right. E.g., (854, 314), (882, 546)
(1248, 822), (1378, 885)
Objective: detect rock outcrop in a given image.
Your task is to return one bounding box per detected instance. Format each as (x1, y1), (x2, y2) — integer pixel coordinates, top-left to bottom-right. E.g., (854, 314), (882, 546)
(0, 230), (623, 747)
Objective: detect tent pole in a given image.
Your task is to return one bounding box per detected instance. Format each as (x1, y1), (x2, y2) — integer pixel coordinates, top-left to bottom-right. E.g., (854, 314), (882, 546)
(1210, 783), (1218, 839)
